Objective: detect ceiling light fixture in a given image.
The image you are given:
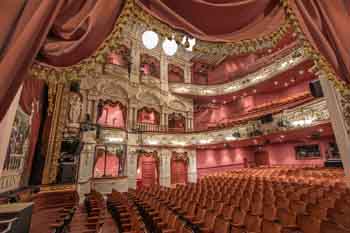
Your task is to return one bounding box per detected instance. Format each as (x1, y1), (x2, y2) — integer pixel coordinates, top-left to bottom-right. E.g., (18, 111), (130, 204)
(162, 37), (178, 56)
(182, 36), (196, 51)
(142, 30), (159, 50)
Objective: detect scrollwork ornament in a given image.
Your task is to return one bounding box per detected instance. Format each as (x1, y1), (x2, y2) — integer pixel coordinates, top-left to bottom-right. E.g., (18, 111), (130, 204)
(340, 88), (350, 135)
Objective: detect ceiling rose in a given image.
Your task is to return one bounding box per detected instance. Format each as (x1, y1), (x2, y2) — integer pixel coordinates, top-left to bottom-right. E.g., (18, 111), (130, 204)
(142, 30), (159, 50)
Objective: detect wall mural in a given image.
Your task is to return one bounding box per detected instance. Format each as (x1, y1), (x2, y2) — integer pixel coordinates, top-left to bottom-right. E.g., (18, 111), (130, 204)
(1, 107), (31, 192)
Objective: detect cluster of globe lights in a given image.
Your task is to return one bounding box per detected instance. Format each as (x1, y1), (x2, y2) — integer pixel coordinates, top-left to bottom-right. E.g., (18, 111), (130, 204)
(142, 30), (196, 56)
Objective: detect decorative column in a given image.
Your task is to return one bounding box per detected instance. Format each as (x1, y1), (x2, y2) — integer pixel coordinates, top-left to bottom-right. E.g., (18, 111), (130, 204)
(159, 149), (171, 187)
(187, 150), (197, 183)
(160, 106), (168, 128)
(127, 104), (134, 129)
(91, 99), (99, 124)
(160, 53), (169, 92)
(133, 107), (138, 126)
(319, 76), (350, 186)
(77, 131), (96, 201)
(126, 148), (138, 189)
(80, 89), (88, 122)
(184, 63), (192, 84)
(130, 39), (141, 83)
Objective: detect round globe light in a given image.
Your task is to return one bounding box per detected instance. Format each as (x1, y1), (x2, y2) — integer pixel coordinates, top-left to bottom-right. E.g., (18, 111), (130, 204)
(142, 30), (159, 50)
(162, 38), (178, 56)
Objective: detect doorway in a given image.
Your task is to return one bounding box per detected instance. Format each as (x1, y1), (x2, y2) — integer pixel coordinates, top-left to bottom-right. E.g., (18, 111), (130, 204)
(254, 151), (270, 167)
(137, 152), (159, 188)
(171, 152), (188, 185)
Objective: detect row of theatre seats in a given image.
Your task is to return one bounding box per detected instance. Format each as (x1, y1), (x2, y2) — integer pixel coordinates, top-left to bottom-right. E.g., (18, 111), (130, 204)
(247, 92), (312, 114)
(29, 189), (106, 233)
(112, 167), (349, 233)
(29, 189), (78, 233)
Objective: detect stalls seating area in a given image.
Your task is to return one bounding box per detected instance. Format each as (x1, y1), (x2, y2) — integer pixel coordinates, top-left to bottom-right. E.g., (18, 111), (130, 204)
(30, 189), (79, 233)
(107, 189), (146, 233)
(128, 167), (350, 233)
(75, 190), (106, 233)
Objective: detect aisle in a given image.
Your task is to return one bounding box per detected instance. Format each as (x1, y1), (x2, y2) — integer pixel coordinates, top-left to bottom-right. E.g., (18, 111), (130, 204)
(101, 212), (119, 233)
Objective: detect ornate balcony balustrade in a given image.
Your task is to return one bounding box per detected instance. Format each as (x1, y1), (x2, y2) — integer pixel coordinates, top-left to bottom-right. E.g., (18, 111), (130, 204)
(169, 47), (307, 96)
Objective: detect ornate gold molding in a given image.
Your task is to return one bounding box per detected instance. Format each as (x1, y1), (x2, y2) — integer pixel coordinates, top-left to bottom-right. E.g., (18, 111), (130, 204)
(281, 0), (350, 93)
(340, 89), (350, 135)
(42, 83), (70, 184)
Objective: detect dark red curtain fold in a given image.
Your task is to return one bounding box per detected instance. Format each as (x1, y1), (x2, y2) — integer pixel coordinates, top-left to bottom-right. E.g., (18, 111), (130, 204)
(136, 0), (285, 41)
(290, 0), (350, 82)
(0, 0), (65, 122)
(0, 0), (124, 122)
(39, 0), (124, 67)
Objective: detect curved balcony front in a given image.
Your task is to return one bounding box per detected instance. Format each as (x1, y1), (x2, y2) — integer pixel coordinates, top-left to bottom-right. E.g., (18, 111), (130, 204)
(98, 99), (329, 147)
(169, 47), (308, 97)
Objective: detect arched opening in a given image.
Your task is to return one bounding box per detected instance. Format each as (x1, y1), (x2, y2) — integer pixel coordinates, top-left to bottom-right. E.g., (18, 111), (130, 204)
(97, 100), (126, 129)
(171, 152), (188, 185)
(93, 146), (121, 178)
(136, 151), (159, 188)
(168, 112), (186, 132)
(137, 107), (160, 125)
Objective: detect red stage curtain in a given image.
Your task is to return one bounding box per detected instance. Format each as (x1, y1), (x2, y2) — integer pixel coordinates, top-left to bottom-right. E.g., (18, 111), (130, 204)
(290, 0), (350, 82)
(19, 79), (46, 182)
(0, 0), (124, 121)
(136, 0), (284, 41)
(0, 0), (65, 122)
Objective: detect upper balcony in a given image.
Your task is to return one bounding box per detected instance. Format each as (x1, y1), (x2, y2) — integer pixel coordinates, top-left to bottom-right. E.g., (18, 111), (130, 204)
(169, 47), (307, 97)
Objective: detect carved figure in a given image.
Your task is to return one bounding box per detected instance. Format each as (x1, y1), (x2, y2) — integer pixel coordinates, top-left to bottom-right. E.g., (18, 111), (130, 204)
(68, 93), (82, 124)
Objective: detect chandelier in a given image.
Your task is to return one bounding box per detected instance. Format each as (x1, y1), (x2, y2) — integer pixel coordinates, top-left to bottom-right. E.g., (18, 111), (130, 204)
(142, 30), (196, 56)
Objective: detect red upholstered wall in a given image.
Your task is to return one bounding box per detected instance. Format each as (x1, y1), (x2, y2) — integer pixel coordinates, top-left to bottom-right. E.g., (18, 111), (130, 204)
(207, 54), (258, 84)
(196, 139), (333, 178)
(196, 147), (255, 178)
(253, 81), (309, 106)
(265, 139), (332, 166)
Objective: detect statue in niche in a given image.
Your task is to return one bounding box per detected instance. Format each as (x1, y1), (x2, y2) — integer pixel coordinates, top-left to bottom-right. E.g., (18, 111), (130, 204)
(68, 93), (82, 127)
